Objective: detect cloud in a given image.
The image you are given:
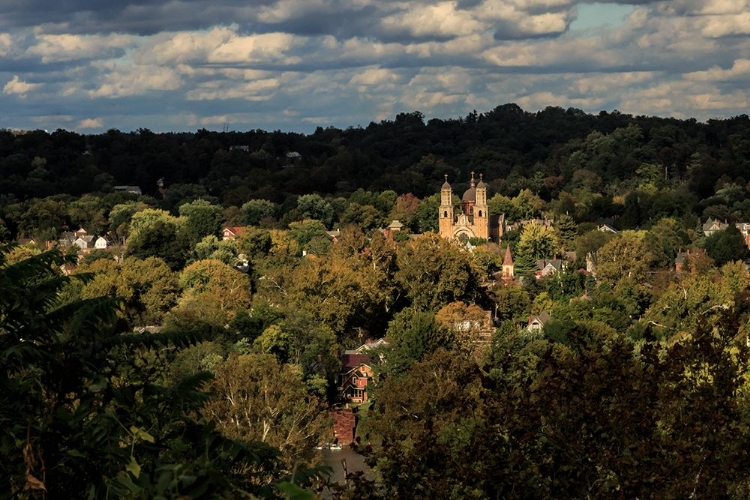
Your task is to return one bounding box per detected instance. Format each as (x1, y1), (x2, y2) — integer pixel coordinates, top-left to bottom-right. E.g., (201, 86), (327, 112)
(686, 59), (750, 81)
(380, 2), (485, 40)
(27, 33), (137, 63)
(78, 117), (103, 128)
(0, 33), (12, 56)
(3, 75), (42, 96)
(88, 65), (182, 97)
(1, 0), (750, 133)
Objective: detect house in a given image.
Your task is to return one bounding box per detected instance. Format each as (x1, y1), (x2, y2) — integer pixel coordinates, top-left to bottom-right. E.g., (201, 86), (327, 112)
(230, 145), (250, 152)
(598, 224), (619, 234)
(326, 229), (341, 243)
(94, 236), (110, 250)
(330, 408), (356, 446)
(675, 250), (688, 272)
(73, 235), (95, 251)
(536, 258), (563, 278)
(356, 338), (390, 353)
(703, 217), (728, 237)
(735, 223), (750, 249)
(339, 352), (374, 404)
(570, 290), (591, 303)
(222, 226), (247, 240)
(527, 311), (550, 332)
(450, 308), (495, 344)
(114, 185), (142, 195)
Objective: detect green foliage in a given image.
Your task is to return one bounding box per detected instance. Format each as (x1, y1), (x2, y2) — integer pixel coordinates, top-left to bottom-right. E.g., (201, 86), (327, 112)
(288, 219), (331, 255)
(297, 194), (334, 228)
(369, 311), (750, 499)
(126, 218), (190, 270)
(703, 223), (750, 266)
(178, 198), (222, 246)
(0, 247), (282, 498)
(241, 198), (279, 226)
(394, 234), (480, 311)
(381, 308), (454, 377)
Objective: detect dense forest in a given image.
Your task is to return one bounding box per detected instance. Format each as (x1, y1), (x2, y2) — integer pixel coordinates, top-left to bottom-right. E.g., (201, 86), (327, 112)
(4, 104), (750, 498)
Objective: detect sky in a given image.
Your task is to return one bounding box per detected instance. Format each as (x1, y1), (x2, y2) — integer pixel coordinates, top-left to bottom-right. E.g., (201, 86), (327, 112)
(1, 0), (749, 134)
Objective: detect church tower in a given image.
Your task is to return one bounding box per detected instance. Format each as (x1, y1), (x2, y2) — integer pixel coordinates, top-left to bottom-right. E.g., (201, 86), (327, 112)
(439, 175), (454, 239)
(474, 173), (490, 240)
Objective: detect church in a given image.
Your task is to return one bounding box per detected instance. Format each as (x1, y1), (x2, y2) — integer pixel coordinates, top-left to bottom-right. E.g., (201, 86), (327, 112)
(439, 172), (505, 242)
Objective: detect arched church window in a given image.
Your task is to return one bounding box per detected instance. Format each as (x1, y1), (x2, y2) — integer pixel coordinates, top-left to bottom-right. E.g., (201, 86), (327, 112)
(478, 210), (482, 217)
(443, 211), (448, 218)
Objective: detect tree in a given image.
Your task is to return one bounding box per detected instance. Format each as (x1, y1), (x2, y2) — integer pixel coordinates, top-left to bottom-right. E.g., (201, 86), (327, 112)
(595, 230), (651, 286)
(704, 224), (750, 266)
(271, 232), (393, 338)
(108, 201), (150, 244)
(389, 193), (420, 230)
(553, 213), (577, 249)
(178, 198), (222, 246)
(515, 223), (559, 262)
(381, 309), (455, 377)
(491, 284), (531, 323)
(175, 259), (252, 326)
(394, 234), (481, 311)
(435, 301), (492, 350)
(202, 354), (330, 469)
(414, 193), (441, 233)
(126, 218), (190, 270)
(81, 256), (179, 326)
(288, 219), (331, 255)
(0, 247), (282, 498)
(241, 199), (279, 226)
(297, 194), (334, 228)
(367, 349), (499, 498)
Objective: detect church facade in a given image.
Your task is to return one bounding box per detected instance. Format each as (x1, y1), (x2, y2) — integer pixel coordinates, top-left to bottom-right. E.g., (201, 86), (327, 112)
(439, 173), (504, 242)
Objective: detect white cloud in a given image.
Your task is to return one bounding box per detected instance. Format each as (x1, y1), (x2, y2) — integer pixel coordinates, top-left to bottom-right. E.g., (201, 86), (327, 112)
(3, 75), (42, 96)
(349, 67), (402, 86)
(686, 59), (750, 81)
(381, 2), (485, 38)
(78, 118), (103, 128)
(209, 32), (300, 64)
(27, 33), (137, 62)
(185, 78), (280, 101)
(0, 33), (12, 56)
(699, 13), (750, 37)
(88, 65), (182, 97)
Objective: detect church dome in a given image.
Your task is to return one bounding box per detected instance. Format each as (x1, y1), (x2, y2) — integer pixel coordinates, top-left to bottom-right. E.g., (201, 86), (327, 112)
(442, 175), (451, 189)
(462, 186), (476, 202)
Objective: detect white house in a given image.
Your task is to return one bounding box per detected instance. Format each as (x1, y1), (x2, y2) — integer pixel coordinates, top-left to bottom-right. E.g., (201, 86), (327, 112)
(94, 236), (109, 250)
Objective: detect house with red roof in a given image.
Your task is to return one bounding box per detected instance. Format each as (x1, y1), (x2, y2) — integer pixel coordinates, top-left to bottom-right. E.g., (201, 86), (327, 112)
(338, 351), (374, 404)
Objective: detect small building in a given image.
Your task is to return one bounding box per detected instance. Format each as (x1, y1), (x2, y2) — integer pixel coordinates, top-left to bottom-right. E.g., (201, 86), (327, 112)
(94, 236), (110, 250)
(527, 311), (550, 332)
(114, 185), (142, 195)
(675, 250), (688, 272)
(222, 226), (247, 240)
(339, 352), (373, 404)
(536, 258), (563, 278)
(598, 224), (619, 234)
(502, 245), (514, 279)
(331, 408), (356, 446)
(73, 235), (95, 251)
(326, 229), (341, 243)
(703, 217), (728, 237)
